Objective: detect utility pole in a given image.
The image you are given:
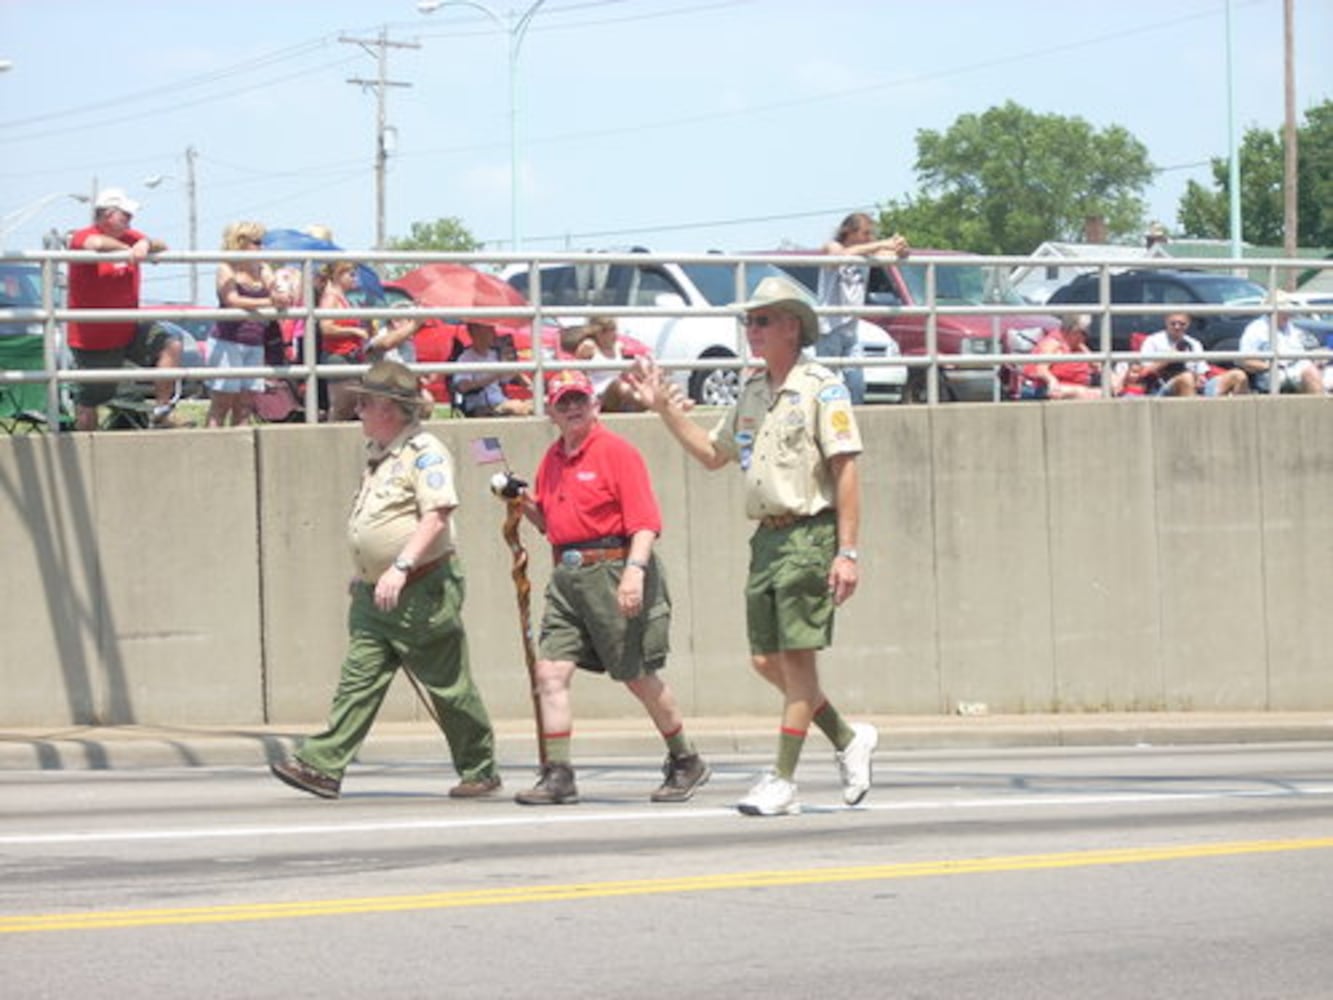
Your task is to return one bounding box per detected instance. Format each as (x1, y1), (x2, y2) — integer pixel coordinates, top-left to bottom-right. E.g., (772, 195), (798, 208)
(342, 28), (417, 249)
(1282, 0), (1297, 284)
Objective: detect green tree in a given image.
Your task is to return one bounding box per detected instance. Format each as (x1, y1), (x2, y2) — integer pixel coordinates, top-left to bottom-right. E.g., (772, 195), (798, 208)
(383, 217), (482, 278)
(1177, 99), (1333, 246)
(877, 101), (1154, 254)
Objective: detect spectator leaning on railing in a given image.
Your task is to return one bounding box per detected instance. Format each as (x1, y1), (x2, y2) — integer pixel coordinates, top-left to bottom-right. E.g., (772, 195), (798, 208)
(66, 188), (187, 431)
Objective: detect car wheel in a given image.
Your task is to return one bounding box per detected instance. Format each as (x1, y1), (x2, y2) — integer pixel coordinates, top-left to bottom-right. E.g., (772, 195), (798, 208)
(689, 357), (741, 406)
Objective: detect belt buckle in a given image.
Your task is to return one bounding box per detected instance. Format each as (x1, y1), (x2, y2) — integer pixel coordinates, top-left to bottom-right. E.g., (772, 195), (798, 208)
(561, 550), (584, 568)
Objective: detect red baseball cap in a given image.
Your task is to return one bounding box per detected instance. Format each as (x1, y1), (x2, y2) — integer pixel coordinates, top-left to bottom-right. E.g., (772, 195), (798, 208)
(546, 369), (594, 406)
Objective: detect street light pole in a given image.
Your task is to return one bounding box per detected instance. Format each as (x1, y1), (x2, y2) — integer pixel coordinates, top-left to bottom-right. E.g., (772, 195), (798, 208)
(417, 0), (547, 250)
(0, 191), (90, 244)
(145, 145), (201, 303)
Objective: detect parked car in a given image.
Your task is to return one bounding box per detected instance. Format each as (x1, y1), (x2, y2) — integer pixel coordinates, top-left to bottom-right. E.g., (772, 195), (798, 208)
(1045, 269), (1269, 353)
(503, 252), (906, 405)
(780, 250), (1058, 403)
(0, 262), (45, 338)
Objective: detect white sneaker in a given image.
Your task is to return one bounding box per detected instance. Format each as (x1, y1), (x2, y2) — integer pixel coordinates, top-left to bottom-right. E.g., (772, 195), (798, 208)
(836, 722), (879, 806)
(737, 771), (799, 816)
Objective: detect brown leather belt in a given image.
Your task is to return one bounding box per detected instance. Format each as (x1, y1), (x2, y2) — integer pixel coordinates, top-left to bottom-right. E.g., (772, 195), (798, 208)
(759, 512), (811, 531)
(404, 556), (447, 586)
(554, 546), (629, 568)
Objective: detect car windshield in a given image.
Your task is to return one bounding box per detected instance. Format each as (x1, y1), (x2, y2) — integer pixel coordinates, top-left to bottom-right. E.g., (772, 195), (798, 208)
(897, 262), (1026, 306)
(1184, 275), (1268, 305)
(0, 265), (43, 308)
(679, 262), (798, 306)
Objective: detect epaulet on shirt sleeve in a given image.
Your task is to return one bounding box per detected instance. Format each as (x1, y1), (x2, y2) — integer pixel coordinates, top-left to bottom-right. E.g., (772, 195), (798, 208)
(804, 363), (843, 392)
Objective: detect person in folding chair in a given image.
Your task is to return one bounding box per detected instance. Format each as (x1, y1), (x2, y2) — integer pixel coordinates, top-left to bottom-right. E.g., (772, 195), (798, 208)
(453, 321), (534, 417)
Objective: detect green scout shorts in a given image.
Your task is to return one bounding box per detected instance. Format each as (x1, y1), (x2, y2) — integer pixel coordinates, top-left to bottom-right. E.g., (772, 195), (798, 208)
(745, 511), (837, 654)
(72, 321), (179, 407)
(538, 554), (671, 681)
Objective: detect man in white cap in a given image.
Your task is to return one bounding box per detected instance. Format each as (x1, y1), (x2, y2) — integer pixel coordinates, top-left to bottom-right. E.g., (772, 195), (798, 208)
(627, 275), (877, 817)
(67, 188), (185, 430)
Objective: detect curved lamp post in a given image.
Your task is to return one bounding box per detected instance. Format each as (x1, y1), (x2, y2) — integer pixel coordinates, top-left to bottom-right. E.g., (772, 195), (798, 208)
(417, 0), (547, 250)
(144, 146), (199, 303)
(1, 192), (90, 245)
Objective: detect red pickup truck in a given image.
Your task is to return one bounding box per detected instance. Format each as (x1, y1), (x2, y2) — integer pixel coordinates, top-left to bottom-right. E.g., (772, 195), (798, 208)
(782, 249), (1059, 403)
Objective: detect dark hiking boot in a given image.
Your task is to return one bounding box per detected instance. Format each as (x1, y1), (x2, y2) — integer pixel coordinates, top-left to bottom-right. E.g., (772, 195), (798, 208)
(448, 774), (503, 799)
(650, 751), (711, 803)
(514, 762), (579, 805)
(270, 758), (341, 799)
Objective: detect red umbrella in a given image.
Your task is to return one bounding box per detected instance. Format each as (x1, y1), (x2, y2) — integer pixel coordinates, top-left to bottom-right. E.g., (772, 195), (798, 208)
(393, 264), (529, 314)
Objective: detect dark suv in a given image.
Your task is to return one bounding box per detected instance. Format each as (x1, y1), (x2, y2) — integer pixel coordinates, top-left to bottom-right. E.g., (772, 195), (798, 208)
(1047, 269), (1268, 352)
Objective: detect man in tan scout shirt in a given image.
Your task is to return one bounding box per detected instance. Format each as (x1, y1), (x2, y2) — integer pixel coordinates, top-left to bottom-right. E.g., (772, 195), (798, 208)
(270, 361), (500, 800)
(628, 275), (877, 817)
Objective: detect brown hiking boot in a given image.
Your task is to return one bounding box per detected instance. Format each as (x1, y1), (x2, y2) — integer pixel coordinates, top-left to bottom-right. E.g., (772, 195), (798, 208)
(448, 774), (502, 799)
(651, 752), (711, 803)
(514, 762), (579, 805)
(269, 758), (341, 799)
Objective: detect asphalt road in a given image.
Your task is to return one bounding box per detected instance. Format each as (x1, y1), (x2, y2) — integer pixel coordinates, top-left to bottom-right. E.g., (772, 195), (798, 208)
(2, 743), (1331, 999)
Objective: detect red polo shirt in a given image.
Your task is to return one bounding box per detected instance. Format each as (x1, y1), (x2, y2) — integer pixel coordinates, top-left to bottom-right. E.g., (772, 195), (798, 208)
(67, 225), (148, 350)
(533, 422), (662, 547)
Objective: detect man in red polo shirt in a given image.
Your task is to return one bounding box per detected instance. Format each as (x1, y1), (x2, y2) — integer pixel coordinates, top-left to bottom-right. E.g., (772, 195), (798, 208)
(502, 369), (709, 805)
(67, 187), (185, 430)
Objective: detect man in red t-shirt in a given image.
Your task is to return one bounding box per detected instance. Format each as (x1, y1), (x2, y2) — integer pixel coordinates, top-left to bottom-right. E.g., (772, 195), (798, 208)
(501, 369), (709, 806)
(67, 188), (184, 430)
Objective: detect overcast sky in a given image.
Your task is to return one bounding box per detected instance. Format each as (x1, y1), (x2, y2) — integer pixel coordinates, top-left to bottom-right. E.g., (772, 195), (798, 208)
(2, 0), (1330, 300)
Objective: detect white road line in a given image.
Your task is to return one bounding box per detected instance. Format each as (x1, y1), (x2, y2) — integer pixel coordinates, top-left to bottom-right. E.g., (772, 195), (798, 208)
(2, 784), (1330, 847)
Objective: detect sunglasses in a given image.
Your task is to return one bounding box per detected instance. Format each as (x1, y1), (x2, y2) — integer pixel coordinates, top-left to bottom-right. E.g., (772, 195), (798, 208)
(739, 313), (783, 328)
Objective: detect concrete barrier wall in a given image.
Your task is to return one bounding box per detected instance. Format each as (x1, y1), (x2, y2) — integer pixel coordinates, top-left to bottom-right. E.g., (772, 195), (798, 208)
(2, 398), (1330, 727)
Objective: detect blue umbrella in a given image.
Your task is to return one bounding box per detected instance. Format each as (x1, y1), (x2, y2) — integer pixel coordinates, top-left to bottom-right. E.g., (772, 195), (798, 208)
(261, 228), (384, 301)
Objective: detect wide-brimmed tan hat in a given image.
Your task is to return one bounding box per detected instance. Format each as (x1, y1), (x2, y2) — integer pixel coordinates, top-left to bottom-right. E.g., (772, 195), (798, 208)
(733, 275), (820, 347)
(350, 360), (423, 405)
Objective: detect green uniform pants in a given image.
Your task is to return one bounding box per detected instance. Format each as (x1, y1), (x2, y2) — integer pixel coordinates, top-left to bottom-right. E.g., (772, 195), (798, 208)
(298, 560), (498, 783)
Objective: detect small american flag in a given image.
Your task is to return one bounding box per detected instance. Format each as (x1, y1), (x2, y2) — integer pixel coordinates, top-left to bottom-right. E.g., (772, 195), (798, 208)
(469, 436), (506, 466)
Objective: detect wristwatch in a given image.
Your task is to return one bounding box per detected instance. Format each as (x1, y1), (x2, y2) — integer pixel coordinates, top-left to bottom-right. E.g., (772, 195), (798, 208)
(626, 558), (649, 571)
(836, 548), (859, 562)
(393, 555), (415, 573)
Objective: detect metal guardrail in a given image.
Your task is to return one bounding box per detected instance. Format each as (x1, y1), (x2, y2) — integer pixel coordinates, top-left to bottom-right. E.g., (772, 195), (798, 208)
(1, 249), (1329, 427)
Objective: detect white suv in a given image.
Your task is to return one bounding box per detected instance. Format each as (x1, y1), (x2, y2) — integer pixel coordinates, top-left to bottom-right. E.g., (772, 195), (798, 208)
(503, 254), (905, 405)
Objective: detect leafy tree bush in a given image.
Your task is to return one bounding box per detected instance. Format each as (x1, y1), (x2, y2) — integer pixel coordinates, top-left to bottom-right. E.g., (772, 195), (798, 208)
(877, 101), (1153, 254)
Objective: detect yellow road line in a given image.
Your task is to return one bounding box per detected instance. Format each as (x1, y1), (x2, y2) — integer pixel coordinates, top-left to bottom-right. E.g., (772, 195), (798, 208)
(3, 836), (1331, 935)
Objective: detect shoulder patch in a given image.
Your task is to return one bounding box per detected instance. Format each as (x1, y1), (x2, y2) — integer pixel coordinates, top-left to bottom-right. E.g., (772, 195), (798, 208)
(415, 452), (444, 470)
(818, 383), (850, 403)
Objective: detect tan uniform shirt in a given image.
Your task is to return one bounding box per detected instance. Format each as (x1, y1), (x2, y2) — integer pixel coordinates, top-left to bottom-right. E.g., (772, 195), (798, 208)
(347, 425), (459, 581)
(710, 361), (863, 521)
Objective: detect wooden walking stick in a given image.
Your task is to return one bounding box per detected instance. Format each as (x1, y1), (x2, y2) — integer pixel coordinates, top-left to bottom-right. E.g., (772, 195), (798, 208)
(471, 436), (545, 764)
(499, 485), (545, 764)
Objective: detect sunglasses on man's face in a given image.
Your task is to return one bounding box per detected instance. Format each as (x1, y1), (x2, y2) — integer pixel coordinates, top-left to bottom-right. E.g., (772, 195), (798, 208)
(740, 313), (784, 328)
